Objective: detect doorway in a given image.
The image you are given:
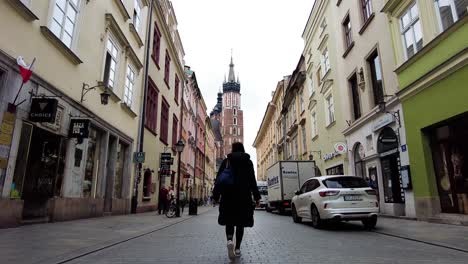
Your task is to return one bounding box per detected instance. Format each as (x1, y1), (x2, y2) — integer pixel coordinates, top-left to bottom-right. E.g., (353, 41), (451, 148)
(21, 126), (66, 219)
(430, 114), (468, 214)
(378, 127), (404, 204)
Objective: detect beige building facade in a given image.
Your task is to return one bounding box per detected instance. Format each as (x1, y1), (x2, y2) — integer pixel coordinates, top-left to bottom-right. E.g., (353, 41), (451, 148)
(302, 0), (349, 176)
(335, 0), (413, 217)
(0, 0), (148, 227)
(137, 0), (185, 213)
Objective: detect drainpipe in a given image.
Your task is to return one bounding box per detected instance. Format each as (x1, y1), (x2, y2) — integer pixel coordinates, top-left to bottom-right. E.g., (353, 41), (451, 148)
(132, 0), (153, 214)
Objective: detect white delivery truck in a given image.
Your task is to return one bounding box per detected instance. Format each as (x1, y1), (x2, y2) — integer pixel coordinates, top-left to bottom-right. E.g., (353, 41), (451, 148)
(256, 181), (268, 209)
(266, 161), (315, 214)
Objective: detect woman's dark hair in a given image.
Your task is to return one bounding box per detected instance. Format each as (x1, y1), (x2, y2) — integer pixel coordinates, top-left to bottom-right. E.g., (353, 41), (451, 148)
(231, 142), (245, 153)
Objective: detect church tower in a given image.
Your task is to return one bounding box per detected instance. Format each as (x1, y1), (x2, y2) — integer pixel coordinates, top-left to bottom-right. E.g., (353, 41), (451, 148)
(222, 55), (243, 155)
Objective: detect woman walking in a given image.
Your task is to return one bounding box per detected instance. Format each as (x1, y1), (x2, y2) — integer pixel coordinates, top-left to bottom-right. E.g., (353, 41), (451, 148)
(213, 142), (260, 259)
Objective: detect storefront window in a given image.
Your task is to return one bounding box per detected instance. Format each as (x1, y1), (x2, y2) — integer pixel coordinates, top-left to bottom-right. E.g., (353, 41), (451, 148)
(83, 127), (100, 198)
(430, 115), (468, 215)
(326, 164), (344, 175)
(114, 142), (127, 199)
(354, 143), (365, 178)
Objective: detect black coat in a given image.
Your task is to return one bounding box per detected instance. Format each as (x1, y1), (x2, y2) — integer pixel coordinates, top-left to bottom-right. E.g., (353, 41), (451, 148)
(213, 152), (261, 227)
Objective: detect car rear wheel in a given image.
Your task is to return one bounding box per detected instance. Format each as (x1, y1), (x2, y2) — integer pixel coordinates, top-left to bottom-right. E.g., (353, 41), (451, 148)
(292, 205), (302, 223)
(310, 205), (323, 229)
(362, 217), (377, 229)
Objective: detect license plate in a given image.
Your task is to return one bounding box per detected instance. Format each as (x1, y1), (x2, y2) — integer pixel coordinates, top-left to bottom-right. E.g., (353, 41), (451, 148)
(344, 195), (363, 201)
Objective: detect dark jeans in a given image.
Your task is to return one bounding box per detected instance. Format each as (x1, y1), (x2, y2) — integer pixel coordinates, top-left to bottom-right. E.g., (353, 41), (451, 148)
(158, 200), (168, 214)
(226, 226), (244, 249)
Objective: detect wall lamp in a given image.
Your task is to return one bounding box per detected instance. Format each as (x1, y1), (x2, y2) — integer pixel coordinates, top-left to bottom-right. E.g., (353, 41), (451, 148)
(81, 82), (111, 105)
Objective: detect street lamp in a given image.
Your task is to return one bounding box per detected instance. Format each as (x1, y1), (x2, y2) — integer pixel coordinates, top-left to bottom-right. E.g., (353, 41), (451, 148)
(81, 82), (111, 105)
(175, 139), (185, 217)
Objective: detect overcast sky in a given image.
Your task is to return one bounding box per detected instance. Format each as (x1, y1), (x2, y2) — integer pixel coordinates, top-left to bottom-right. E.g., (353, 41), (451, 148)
(171, 0), (314, 174)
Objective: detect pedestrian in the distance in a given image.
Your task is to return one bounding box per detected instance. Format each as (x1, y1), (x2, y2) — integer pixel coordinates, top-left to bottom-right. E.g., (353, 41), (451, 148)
(158, 185), (169, 215)
(213, 142), (260, 260)
(180, 189), (187, 213)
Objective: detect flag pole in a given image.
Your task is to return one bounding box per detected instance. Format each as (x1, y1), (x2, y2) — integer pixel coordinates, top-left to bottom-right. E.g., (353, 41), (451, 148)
(13, 57), (36, 105)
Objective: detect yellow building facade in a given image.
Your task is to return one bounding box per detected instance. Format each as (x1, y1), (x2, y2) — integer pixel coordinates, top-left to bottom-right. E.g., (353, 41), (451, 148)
(0, 0), (148, 227)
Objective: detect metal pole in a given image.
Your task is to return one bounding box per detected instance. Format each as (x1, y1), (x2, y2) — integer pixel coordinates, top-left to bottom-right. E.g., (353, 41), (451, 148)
(175, 149), (182, 217)
(132, 0), (153, 214)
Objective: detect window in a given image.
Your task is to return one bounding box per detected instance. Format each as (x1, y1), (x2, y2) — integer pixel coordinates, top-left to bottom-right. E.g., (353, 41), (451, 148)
(325, 94), (335, 126)
(305, 179), (320, 192)
(308, 71), (315, 96)
(160, 97), (169, 144)
(321, 49), (330, 75)
(143, 169), (152, 198)
(349, 73), (361, 120)
(434, 0), (467, 32)
(133, 0), (142, 33)
(164, 51), (171, 85)
(145, 79), (159, 133)
(50, 0), (80, 48)
(294, 136), (299, 158)
(400, 3), (423, 59)
(325, 164), (344, 175)
(233, 117), (237, 125)
(342, 15), (353, 48)
(311, 111), (317, 138)
(354, 143), (366, 178)
(124, 66), (135, 107)
(300, 91), (305, 112)
(361, 0), (373, 22)
(233, 127), (236, 135)
(323, 176), (368, 188)
(301, 126), (307, 152)
(172, 115), (178, 147)
(368, 50), (384, 106)
(174, 74), (179, 104)
(316, 67), (322, 86)
(319, 19), (327, 35)
(103, 38), (119, 89)
(152, 23), (161, 66)
(233, 108), (237, 116)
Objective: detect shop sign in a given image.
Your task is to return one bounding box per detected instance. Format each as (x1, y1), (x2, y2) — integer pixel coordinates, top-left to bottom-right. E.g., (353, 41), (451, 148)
(334, 142), (347, 154)
(133, 152), (145, 163)
(323, 151), (341, 161)
(372, 114), (394, 132)
(160, 153), (173, 165)
(29, 98), (58, 123)
(68, 119), (90, 138)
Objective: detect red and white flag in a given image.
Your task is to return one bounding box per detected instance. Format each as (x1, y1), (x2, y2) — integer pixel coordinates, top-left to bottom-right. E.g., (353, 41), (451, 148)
(16, 56), (34, 84)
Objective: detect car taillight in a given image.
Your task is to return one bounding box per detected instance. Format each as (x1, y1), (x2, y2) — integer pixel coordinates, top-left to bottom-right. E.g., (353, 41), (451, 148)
(283, 201), (289, 206)
(319, 191), (340, 197)
(366, 189), (377, 195)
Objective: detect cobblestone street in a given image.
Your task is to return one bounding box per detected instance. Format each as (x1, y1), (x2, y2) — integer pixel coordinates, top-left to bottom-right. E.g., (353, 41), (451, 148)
(2, 207), (468, 264)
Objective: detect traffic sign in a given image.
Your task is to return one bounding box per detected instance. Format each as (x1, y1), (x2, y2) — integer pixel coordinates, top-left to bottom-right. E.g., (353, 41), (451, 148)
(133, 152), (145, 163)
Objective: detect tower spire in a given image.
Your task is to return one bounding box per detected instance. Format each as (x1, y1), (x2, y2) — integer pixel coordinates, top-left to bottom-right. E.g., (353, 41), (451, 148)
(228, 49), (235, 82)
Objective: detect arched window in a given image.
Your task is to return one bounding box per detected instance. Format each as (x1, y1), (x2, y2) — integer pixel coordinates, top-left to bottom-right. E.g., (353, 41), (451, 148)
(354, 143), (365, 178)
(233, 108), (237, 116)
(233, 127), (237, 135)
(233, 117), (237, 125)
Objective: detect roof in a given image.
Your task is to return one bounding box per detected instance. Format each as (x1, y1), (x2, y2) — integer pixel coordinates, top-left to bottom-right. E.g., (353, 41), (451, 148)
(210, 119), (223, 141)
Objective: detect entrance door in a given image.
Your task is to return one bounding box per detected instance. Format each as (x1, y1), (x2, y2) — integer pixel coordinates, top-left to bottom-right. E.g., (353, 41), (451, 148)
(381, 154), (404, 203)
(22, 126), (65, 219)
(378, 127), (404, 204)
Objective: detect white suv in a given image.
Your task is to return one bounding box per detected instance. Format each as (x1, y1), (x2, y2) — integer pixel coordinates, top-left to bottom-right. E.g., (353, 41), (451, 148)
(291, 175), (379, 229)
